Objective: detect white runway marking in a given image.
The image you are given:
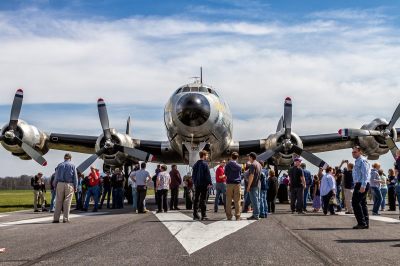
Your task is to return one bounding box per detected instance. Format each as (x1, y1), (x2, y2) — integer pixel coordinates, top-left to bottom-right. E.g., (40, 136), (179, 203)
(337, 212), (400, 223)
(0, 212), (107, 227)
(155, 211), (256, 255)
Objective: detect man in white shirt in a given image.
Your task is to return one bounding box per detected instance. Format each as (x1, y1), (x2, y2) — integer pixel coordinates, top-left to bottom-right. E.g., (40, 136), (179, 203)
(132, 162), (151, 213)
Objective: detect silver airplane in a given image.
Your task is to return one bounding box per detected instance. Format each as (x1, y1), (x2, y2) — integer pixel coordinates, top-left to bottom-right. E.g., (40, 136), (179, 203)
(1, 75), (400, 173)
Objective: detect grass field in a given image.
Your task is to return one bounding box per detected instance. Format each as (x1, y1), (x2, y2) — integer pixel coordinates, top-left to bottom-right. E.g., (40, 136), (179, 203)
(0, 188), (156, 213)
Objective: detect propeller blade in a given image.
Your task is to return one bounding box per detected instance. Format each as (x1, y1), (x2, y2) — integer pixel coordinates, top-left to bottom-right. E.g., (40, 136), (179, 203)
(97, 98), (112, 140)
(384, 137), (399, 159)
(256, 145), (284, 162)
(292, 145), (328, 169)
(387, 103), (400, 130)
(114, 144), (155, 162)
(77, 147), (106, 174)
(276, 116), (284, 132)
(338, 128), (381, 138)
(9, 89), (24, 130)
(20, 141), (47, 166)
(126, 116), (131, 135)
(284, 97), (292, 139)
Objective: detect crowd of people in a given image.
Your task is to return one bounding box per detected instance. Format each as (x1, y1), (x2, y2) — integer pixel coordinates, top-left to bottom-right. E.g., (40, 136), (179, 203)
(32, 147), (400, 229)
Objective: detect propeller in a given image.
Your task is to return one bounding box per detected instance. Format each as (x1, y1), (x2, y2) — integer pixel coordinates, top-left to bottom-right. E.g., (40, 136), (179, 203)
(338, 103), (400, 158)
(257, 97), (328, 169)
(126, 116), (131, 135)
(1, 89), (47, 166)
(77, 99), (154, 173)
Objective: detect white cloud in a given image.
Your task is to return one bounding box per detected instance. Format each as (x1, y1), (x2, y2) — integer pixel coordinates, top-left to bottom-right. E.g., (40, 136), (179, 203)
(0, 8), (400, 176)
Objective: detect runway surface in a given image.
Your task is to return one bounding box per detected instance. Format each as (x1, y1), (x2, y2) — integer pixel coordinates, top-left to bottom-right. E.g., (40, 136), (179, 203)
(1, 196), (400, 265)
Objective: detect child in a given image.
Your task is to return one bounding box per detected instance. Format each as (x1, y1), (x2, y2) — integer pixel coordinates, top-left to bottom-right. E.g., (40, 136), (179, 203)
(312, 175), (321, 212)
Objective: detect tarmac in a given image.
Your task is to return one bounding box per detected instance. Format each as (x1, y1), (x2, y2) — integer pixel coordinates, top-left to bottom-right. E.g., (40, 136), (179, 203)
(1, 196), (400, 266)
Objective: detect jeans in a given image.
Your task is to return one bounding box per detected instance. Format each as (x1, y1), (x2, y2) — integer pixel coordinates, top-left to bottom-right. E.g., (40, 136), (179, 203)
(259, 190), (268, 217)
(100, 186), (111, 209)
(303, 185), (310, 210)
(214, 183), (226, 212)
(170, 187), (179, 210)
(396, 186), (400, 212)
(112, 187), (124, 209)
(380, 187), (388, 210)
(132, 187), (137, 211)
(336, 185), (343, 211)
(50, 189), (56, 211)
(352, 183), (369, 227)
(371, 186), (382, 214)
(84, 185), (100, 210)
(243, 191), (251, 211)
(290, 187), (304, 213)
(248, 187), (260, 218)
(193, 186), (208, 218)
(322, 191), (335, 215)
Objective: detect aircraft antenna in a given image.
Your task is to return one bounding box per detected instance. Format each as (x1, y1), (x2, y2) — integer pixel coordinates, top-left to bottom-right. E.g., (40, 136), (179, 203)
(200, 66), (203, 84)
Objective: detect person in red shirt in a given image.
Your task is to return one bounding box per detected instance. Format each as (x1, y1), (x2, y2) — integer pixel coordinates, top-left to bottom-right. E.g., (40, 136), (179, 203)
(214, 160), (227, 212)
(83, 166), (100, 212)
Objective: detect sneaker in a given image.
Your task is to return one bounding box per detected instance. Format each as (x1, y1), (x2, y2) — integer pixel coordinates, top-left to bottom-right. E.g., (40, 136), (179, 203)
(42, 208), (48, 212)
(235, 217), (242, 221)
(372, 212), (380, 216)
(201, 216), (209, 221)
(92, 208), (98, 212)
(63, 220), (70, 223)
(52, 220), (59, 223)
(345, 211), (353, 214)
(352, 224), (368, 229)
(193, 215), (200, 220)
(34, 210), (39, 212)
(247, 216), (259, 221)
(175, 207), (181, 210)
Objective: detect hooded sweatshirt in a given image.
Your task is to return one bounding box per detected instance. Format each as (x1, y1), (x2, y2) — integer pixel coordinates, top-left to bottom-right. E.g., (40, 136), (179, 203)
(224, 160), (242, 184)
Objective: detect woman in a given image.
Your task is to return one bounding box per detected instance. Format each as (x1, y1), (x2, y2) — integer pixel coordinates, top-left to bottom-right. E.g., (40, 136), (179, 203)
(312, 175), (321, 212)
(278, 173), (289, 203)
(387, 169), (396, 211)
(370, 163), (382, 215)
(267, 170), (278, 213)
(379, 169), (388, 212)
(320, 167), (336, 215)
(156, 165), (171, 213)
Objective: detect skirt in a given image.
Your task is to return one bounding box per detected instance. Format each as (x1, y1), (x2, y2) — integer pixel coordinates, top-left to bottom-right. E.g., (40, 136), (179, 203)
(312, 195), (321, 209)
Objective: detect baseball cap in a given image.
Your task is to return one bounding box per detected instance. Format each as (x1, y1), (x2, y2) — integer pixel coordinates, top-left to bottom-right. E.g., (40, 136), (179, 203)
(294, 157), (302, 162)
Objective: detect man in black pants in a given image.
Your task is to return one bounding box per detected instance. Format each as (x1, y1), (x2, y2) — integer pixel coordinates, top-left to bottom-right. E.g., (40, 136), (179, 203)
(192, 150), (212, 220)
(351, 146), (370, 229)
(169, 165), (182, 210)
(289, 158), (306, 214)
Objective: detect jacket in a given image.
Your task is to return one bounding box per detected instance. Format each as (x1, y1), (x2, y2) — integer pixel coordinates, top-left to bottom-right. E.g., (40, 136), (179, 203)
(192, 160), (212, 188)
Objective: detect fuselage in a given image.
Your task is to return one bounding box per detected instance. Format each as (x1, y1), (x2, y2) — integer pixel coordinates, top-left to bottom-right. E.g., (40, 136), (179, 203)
(164, 82), (233, 163)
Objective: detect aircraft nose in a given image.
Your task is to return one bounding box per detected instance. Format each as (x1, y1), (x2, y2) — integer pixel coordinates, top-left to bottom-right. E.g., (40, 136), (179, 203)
(176, 93), (211, 127)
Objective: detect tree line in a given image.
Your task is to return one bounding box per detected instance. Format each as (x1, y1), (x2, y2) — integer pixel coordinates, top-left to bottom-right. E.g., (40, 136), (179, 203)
(0, 176), (51, 190)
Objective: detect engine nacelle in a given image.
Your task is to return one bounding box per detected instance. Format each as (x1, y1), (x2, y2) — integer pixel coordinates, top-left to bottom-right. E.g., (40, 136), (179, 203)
(0, 120), (48, 160)
(95, 128), (134, 167)
(358, 118), (397, 160)
(264, 131), (303, 169)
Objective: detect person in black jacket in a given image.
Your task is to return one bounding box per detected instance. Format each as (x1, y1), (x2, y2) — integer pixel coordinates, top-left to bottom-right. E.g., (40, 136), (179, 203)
(31, 172), (47, 212)
(192, 150), (212, 220)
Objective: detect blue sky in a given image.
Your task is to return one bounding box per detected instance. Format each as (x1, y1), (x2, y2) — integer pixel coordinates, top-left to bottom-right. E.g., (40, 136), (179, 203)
(0, 0), (400, 176)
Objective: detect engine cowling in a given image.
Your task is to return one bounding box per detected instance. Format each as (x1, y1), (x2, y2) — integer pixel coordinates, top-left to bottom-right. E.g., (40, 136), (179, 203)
(95, 128), (134, 167)
(264, 131), (303, 168)
(0, 120), (48, 160)
(358, 118), (397, 160)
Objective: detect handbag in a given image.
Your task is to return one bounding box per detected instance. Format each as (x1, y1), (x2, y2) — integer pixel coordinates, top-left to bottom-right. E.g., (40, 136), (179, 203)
(329, 196), (338, 206)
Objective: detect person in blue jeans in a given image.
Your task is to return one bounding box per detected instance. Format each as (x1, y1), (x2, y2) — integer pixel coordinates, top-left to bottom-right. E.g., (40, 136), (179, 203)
(129, 170), (138, 212)
(379, 169), (388, 211)
(111, 168), (125, 209)
(259, 167), (268, 218)
(83, 167), (101, 212)
(370, 163), (382, 215)
(246, 153), (262, 220)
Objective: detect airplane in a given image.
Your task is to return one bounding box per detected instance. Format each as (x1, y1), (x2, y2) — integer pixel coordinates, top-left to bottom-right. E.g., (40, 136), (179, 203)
(1, 72), (400, 174)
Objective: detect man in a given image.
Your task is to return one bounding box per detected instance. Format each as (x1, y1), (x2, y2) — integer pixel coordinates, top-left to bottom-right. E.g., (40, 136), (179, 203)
(49, 171), (56, 212)
(320, 167), (336, 215)
(99, 171), (112, 209)
(31, 172), (47, 212)
(169, 165), (182, 210)
(225, 152), (242, 220)
(214, 160), (227, 213)
(132, 162), (151, 213)
(289, 158), (306, 214)
(111, 168), (125, 209)
(53, 153), (78, 223)
(192, 150), (212, 220)
(351, 146), (371, 229)
(339, 160), (354, 214)
(246, 152), (262, 220)
(83, 166), (101, 212)
(301, 163), (312, 212)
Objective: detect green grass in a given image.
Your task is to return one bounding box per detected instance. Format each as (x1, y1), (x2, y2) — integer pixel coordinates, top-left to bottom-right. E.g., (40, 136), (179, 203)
(0, 188), (156, 213)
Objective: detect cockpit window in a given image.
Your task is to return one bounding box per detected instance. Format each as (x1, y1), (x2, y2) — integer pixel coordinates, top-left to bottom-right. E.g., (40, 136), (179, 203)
(175, 88), (182, 95)
(182, 87), (190, 92)
(190, 87), (199, 92)
(199, 87), (208, 93)
(211, 90), (219, 97)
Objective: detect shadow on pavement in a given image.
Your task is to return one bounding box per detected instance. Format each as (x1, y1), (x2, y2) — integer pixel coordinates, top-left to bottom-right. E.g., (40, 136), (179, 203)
(336, 239), (400, 243)
(294, 227), (354, 231)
